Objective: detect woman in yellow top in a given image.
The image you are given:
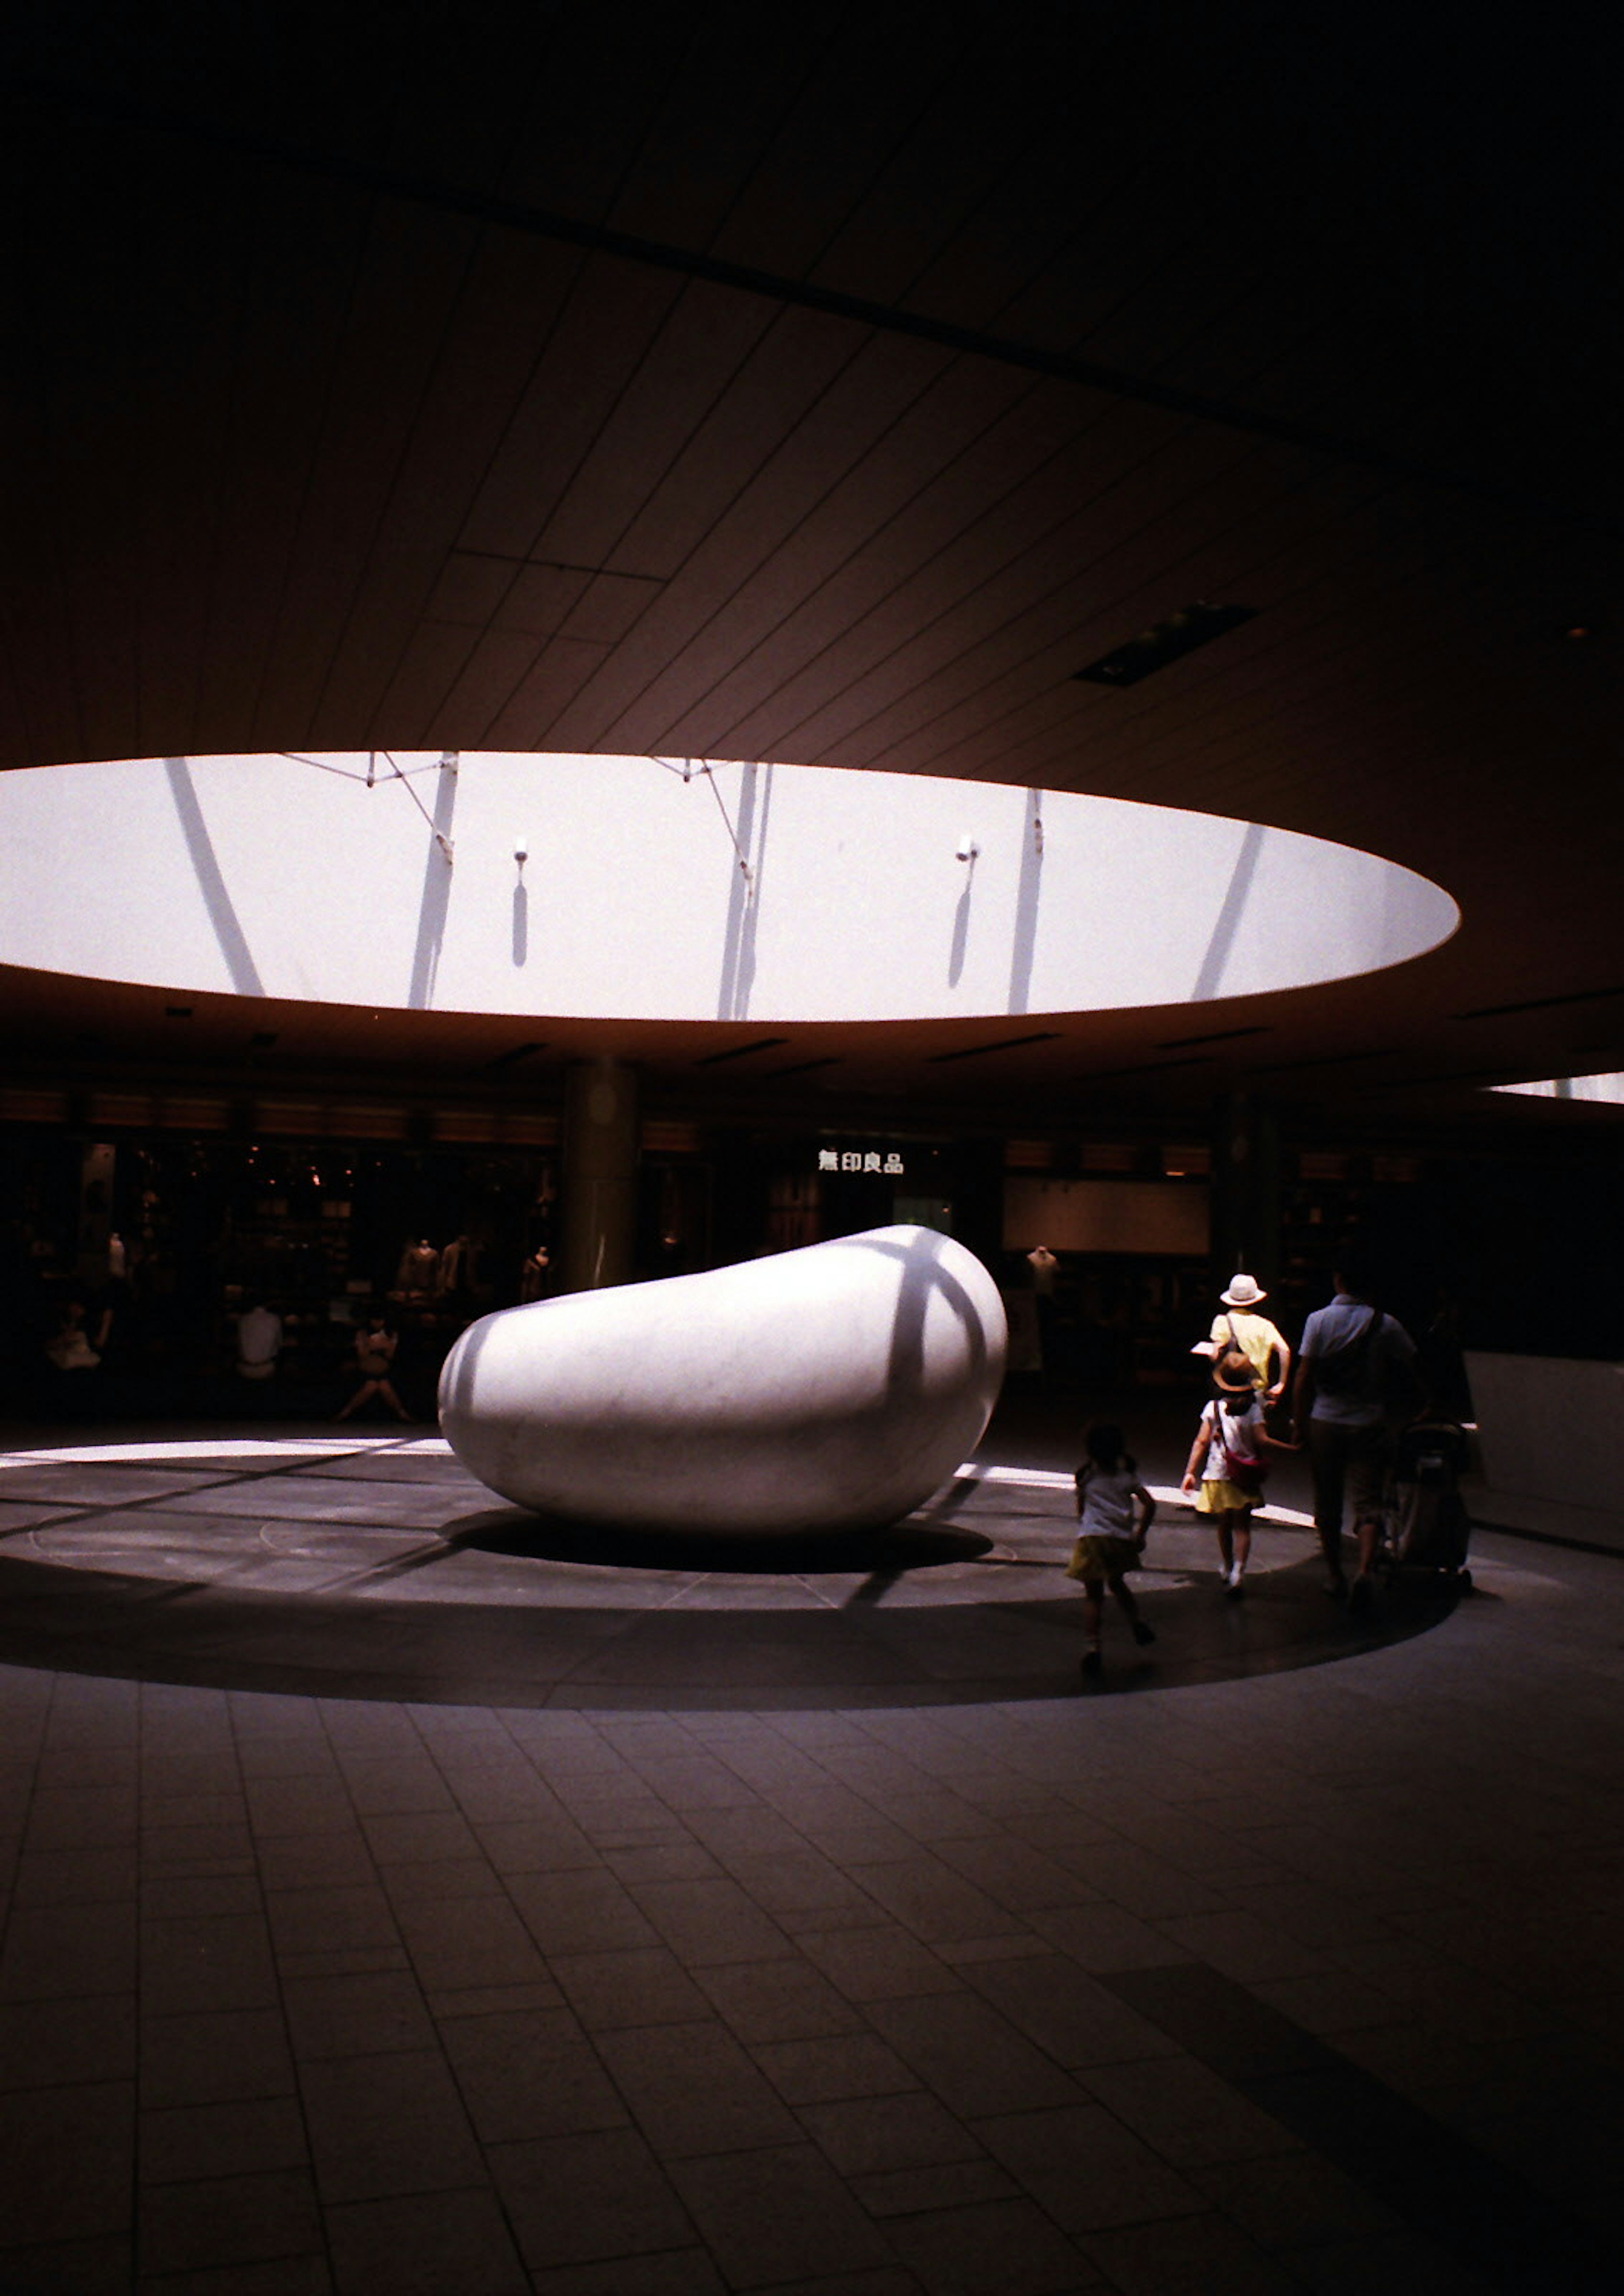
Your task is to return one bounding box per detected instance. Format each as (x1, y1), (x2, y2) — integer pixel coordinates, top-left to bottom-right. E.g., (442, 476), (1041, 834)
(1198, 1274), (1291, 1402)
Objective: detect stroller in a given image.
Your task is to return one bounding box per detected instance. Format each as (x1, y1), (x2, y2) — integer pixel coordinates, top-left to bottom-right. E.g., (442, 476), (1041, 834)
(1382, 1420), (1474, 1588)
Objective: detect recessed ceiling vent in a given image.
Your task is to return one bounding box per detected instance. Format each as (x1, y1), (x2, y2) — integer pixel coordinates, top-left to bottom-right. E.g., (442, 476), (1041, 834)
(694, 1036), (789, 1067)
(1074, 602), (1258, 687)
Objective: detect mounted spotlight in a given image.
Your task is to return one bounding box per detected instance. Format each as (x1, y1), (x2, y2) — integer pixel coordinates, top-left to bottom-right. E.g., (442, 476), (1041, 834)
(955, 835), (979, 862)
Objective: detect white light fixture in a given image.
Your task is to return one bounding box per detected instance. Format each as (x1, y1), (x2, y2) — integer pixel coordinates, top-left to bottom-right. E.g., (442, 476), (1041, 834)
(955, 834), (979, 862)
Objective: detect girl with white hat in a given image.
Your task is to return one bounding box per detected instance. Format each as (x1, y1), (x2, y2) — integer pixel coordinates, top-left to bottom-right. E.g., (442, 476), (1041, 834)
(1195, 1273), (1292, 1402)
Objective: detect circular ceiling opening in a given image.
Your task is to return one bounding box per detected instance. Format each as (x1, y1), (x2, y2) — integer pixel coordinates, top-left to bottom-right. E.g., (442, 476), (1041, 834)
(0, 752), (1457, 1023)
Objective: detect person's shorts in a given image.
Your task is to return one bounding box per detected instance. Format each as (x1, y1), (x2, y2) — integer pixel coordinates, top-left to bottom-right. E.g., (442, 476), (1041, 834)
(1310, 1420), (1393, 1524)
(1067, 1534), (1139, 1582)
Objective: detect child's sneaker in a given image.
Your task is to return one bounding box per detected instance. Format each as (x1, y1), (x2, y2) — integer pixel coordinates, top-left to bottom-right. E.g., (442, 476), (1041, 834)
(1130, 1620), (1156, 1647)
(1081, 1647), (1103, 1678)
(1224, 1565), (1245, 1601)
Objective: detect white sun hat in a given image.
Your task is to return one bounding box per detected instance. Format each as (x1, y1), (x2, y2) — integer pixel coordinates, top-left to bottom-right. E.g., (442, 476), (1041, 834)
(1221, 1274), (1267, 1307)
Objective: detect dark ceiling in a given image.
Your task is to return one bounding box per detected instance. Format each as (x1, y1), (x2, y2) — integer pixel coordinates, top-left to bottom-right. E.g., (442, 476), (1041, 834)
(3, 5), (1621, 1132)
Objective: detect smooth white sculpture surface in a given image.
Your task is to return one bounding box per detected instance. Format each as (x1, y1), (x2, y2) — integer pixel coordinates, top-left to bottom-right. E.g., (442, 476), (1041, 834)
(438, 1225), (1007, 1535)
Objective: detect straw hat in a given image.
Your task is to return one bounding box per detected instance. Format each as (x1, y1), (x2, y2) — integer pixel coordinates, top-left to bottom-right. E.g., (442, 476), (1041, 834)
(1221, 1274), (1267, 1307)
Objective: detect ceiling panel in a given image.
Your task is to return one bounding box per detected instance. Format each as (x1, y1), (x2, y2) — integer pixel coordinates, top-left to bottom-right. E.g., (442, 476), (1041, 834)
(1, 11), (1619, 1132)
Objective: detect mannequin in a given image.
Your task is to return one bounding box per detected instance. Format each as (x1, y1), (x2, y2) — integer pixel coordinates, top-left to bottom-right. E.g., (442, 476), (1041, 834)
(394, 1238), (440, 1300)
(438, 1233), (476, 1296)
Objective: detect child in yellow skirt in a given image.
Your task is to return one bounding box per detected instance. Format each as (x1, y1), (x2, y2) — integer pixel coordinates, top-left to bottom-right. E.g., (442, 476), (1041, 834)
(1180, 1349), (1297, 1597)
(1069, 1423), (1158, 1678)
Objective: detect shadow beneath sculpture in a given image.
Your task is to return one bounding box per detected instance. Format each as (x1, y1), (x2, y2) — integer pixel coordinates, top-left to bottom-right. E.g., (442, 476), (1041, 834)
(445, 1507), (996, 1579)
(0, 1548), (1469, 1712)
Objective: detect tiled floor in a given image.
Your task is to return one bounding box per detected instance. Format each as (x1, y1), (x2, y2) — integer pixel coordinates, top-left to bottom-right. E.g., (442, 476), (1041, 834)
(0, 1405), (1619, 2293)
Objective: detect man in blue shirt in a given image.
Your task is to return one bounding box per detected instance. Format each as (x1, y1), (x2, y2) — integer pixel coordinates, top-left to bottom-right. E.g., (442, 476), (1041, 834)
(1292, 1250), (1424, 1609)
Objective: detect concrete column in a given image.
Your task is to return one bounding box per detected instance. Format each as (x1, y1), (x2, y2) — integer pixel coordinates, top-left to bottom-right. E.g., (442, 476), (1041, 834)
(1210, 1091), (1281, 1293)
(559, 1057), (639, 1292)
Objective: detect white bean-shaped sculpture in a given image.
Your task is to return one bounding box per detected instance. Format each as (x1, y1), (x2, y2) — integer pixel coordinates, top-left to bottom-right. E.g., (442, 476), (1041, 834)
(438, 1225), (1007, 1535)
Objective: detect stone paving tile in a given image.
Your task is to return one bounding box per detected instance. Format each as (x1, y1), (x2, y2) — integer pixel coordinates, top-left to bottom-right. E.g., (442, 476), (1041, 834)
(281, 1969), (437, 2061)
(392, 1889), (552, 1992)
(602, 1837), (724, 1885)
(749, 2031), (922, 2106)
(137, 2167), (325, 2278)
(12, 1842), (139, 1903)
(0, 2079), (133, 2244)
(763, 1790), (920, 1857)
(424, 1977), (565, 2020)
(795, 2088), (983, 2176)
(692, 1953), (869, 2043)
(881, 2194), (1099, 2294)
(253, 1830), (379, 1892)
(140, 1826), (261, 1881)
(1024, 1897), (1199, 1973)
(596, 2018), (806, 2158)
(487, 2125), (696, 2271)
(298, 2047), (487, 2203)
(848, 2157), (1020, 2218)
(377, 1853), (505, 1904)
(793, 1924), (965, 2004)
(0, 1991), (137, 2087)
(139, 2094), (310, 2184)
(141, 2007), (296, 2106)
(466, 1810), (604, 1866)
(1078, 2054), (1305, 2169)
(19, 1783), (138, 1851)
(713, 1845), (880, 1920)
(861, 1993), (1085, 2119)
(1059, 1838), (1230, 1922)
(324, 2186), (530, 2296)
(142, 1791), (252, 1837)
(526, 2248), (727, 2294)
(245, 1776), (358, 1839)
(971, 2101), (1208, 2233)
(1155, 1907), (1344, 1985)
(926, 1831), (1099, 1914)
(1248, 1967), (1415, 2037)
(850, 1790), (1006, 1846)
(233, 1736), (339, 1782)
(1284, 2230), (1497, 2293)
(957, 1949), (1180, 2068)
(358, 1807), (484, 1864)
(1078, 2209), (1315, 2293)
(0, 2233), (132, 2293)
(1188, 2149), (1407, 2249)
(625, 1874), (797, 1966)
(141, 1872), (264, 1920)
(680, 1804), (812, 1863)
(265, 1882), (401, 1958)
(505, 1866), (661, 1956)
(666, 2141), (897, 2287)
(548, 1944), (714, 2032)
(275, 1945), (411, 1983)
(332, 1756), (460, 1818)
(846, 1853), (1022, 1947)
(438, 2005), (628, 2143)
(140, 1912), (280, 2016)
(718, 2270), (923, 2296)
(629, 1754), (768, 1810)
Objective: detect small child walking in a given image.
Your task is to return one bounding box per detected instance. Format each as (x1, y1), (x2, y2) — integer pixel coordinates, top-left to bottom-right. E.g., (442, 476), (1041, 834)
(1181, 1350), (1295, 1597)
(1069, 1423), (1158, 1678)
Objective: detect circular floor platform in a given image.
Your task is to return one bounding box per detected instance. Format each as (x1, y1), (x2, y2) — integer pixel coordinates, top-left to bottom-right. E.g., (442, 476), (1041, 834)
(0, 1426), (1467, 1708)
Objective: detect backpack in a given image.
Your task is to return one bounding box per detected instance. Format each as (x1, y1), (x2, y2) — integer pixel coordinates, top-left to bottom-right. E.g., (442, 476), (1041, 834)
(1311, 1307), (1378, 1395)
(1216, 1405), (1267, 1494)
